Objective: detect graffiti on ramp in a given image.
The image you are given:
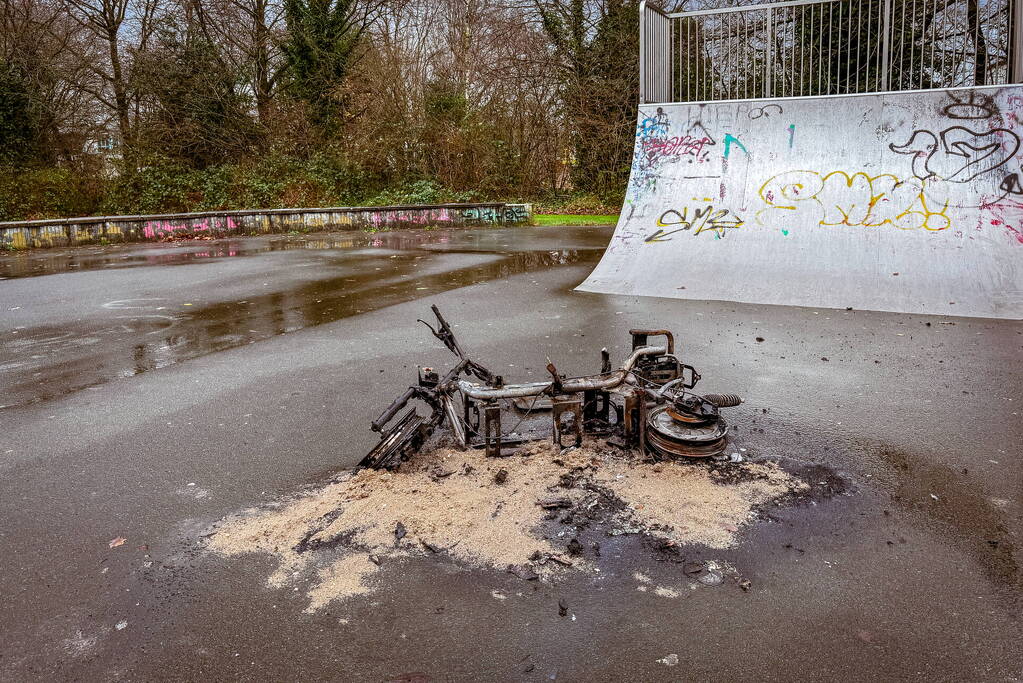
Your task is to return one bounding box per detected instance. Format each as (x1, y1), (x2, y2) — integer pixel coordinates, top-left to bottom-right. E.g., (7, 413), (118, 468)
(578, 86), (1023, 319)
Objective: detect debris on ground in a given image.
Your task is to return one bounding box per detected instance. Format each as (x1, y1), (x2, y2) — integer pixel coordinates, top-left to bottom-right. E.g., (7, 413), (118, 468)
(108, 537), (126, 549)
(697, 569), (724, 586)
(304, 555), (377, 613)
(538, 496), (573, 509)
(158, 233), (214, 243)
(509, 565), (539, 581)
(360, 306), (744, 469)
(207, 438), (806, 612)
(657, 654), (679, 666)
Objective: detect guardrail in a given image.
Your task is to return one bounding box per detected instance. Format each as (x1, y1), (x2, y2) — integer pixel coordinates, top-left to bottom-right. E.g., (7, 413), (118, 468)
(640, 0), (1023, 103)
(0, 203), (532, 250)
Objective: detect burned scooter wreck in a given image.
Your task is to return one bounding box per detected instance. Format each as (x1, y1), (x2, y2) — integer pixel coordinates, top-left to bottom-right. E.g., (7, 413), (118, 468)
(359, 306), (743, 470)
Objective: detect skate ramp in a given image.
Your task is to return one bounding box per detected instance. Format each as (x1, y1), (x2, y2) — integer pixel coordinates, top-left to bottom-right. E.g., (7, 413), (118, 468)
(577, 86), (1023, 319)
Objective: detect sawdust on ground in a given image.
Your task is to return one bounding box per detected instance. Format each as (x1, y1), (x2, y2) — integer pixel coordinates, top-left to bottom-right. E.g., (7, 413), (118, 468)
(208, 439), (805, 612)
(304, 554), (378, 613)
(592, 457), (798, 548)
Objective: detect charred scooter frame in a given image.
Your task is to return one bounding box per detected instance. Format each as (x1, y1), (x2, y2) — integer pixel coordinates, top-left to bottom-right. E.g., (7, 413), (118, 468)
(359, 307), (742, 470)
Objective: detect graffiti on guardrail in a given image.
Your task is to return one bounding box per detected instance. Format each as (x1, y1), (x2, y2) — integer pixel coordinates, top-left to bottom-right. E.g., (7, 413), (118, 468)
(144, 216), (240, 239)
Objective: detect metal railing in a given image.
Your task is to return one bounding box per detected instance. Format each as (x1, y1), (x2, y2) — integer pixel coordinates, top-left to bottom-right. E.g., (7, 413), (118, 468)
(640, 0), (1023, 102)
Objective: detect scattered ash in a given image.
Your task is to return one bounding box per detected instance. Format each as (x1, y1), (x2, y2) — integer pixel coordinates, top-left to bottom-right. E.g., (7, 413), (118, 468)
(769, 462), (852, 508)
(207, 439), (817, 613)
(707, 459), (777, 486)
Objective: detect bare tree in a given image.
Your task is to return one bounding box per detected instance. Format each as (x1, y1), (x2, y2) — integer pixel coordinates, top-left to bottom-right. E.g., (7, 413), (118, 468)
(59, 0), (162, 152)
(182, 0), (286, 125)
(2, 0), (106, 161)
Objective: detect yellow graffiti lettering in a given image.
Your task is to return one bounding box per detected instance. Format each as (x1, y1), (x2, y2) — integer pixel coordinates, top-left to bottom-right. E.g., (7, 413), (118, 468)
(757, 170), (951, 232)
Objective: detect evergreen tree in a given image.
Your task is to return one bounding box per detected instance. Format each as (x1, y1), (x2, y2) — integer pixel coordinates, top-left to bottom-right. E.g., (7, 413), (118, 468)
(0, 62), (42, 165)
(282, 0), (370, 132)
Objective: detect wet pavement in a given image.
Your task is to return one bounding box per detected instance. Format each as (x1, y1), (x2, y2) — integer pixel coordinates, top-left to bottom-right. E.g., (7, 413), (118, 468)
(1, 225), (1021, 681)
(0, 229), (604, 407)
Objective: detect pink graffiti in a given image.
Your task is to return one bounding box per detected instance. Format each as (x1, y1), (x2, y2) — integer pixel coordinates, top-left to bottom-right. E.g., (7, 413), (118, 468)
(981, 200), (1023, 245)
(143, 216), (239, 239)
(642, 135), (712, 160)
(1007, 95), (1023, 124)
(365, 209), (455, 227)
(988, 217), (1023, 244)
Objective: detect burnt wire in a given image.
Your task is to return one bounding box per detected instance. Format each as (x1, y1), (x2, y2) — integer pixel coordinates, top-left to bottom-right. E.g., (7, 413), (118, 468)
(502, 387), (552, 436)
(504, 391), (612, 438)
(451, 387), (551, 440)
(626, 368), (669, 390)
(457, 365), (662, 441)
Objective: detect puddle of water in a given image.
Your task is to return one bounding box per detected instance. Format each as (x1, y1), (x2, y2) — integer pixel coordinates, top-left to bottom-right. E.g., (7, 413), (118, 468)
(0, 227), (612, 279)
(0, 233), (606, 407)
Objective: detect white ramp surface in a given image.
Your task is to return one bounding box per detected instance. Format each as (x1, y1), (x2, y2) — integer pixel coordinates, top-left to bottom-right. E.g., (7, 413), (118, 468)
(578, 86), (1023, 319)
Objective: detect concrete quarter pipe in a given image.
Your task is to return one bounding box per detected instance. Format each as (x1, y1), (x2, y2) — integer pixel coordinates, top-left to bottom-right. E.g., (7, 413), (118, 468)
(578, 86), (1023, 319)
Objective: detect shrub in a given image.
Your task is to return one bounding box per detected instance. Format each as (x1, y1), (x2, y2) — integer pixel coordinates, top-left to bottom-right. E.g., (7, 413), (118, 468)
(0, 166), (97, 220)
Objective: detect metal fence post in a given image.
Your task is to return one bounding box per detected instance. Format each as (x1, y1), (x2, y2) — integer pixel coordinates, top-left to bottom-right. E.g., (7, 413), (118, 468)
(1013, 0), (1023, 83)
(765, 8), (774, 97)
(639, 0), (647, 103)
(880, 0), (893, 90)
(670, 15), (675, 101)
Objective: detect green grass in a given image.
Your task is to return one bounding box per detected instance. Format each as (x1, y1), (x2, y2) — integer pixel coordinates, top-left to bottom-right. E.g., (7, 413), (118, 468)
(532, 213), (618, 226)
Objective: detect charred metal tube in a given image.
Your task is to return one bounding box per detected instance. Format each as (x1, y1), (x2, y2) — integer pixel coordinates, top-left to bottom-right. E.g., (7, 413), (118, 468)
(622, 373), (661, 400)
(656, 377), (686, 398)
(437, 359), (470, 388)
(442, 394), (466, 447)
(455, 380), (552, 400)
(456, 346), (667, 400)
(630, 329), (674, 354)
(371, 387), (420, 432)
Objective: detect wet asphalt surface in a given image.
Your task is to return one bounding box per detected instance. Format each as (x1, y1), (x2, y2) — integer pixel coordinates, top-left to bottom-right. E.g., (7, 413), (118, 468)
(0, 226), (1020, 682)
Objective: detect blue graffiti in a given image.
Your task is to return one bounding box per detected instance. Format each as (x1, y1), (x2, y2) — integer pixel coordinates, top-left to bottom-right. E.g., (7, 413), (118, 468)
(723, 133), (748, 159)
(639, 107), (670, 139)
